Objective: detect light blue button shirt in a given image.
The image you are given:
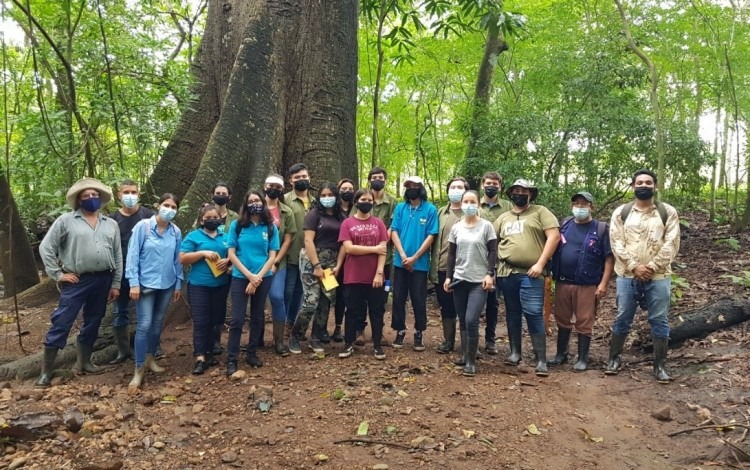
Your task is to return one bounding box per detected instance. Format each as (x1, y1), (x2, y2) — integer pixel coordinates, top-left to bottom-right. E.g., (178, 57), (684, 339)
(126, 216), (183, 290)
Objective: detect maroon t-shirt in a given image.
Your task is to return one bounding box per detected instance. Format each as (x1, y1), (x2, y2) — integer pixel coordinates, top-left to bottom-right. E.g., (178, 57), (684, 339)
(338, 216), (388, 285)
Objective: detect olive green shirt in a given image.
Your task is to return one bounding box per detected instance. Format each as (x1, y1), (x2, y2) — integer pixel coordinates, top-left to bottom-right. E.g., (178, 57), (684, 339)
(493, 205), (559, 277)
(480, 198), (512, 223)
(274, 202), (298, 269)
(372, 191), (397, 266)
(429, 204), (464, 284)
(284, 191), (316, 266)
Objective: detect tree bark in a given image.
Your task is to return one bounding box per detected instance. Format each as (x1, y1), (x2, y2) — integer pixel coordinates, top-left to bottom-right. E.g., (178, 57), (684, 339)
(668, 296), (750, 346)
(0, 173), (40, 297)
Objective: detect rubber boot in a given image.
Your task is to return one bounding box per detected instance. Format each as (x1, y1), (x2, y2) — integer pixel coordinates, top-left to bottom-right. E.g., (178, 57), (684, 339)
(109, 326), (131, 365)
(273, 321), (290, 357)
(463, 336), (478, 377)
(437, 318), (456, 354)
(129, 364), (146, 389)
(35, 347), (58, 388)
(547, 328), (571, 365)
(573, 334), (591, 372)
(652, 336), (672, 384)
(504, 327), (522, 366)
(145, 353), (165, 374)
(453, 331), (468, 367)
(604, 334), (627, 375)
(76, 341), (105, 375)
(530, 335), (549, 377)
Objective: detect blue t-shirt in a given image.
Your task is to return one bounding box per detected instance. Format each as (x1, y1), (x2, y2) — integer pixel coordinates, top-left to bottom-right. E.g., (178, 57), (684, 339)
(180, 229), (230, 287)
(227, 220), (280, 279)
(391, 200), (439, 272)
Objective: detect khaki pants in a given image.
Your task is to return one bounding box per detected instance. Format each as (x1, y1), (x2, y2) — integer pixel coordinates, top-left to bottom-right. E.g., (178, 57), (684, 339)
(553, 282), (597, 336)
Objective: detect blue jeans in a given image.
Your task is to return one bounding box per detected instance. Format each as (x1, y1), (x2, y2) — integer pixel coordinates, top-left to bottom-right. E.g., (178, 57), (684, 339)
(453, 281), (487, 339)
(613, 277), (671, 339)
(187, 283), (230, 357)
(269, 267), (287, 322)
(112, 276), (133, 328)
(497, 274), (545, 336)
(134, 287), (175, 367)
(284, 264), (303, 325)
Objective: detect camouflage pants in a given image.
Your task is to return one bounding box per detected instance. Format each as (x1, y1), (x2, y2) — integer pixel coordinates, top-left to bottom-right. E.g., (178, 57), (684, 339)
(292, 248), (338, 334)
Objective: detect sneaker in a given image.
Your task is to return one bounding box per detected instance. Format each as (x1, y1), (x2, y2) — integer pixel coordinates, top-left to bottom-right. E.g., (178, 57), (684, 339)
(289, 336), (302, 355)
(380, 338), (391, 347)
(318, 330), (331, 344)
(245, 353), (263, 368)
(225, 361), (237, 376)
(309, 339), (325, 353)
(338, 345), (354, 358)
(211, 343), (224, 356)
(205, 355), (219, 367)
(331, 325), (344, 343)
(413, 331), (425, 351)
(192, 360), (207, 375)
(373, 347), (386, 360)
(393, 331), (406, 349)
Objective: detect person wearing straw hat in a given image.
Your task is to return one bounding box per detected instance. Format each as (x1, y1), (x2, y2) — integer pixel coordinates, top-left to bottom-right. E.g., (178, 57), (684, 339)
(36, 177), (123, 388)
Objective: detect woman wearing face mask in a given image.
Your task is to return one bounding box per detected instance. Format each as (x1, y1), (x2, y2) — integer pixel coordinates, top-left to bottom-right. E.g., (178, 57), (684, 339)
(210, 182), (238, 234)
(338, 189), (388, 359)
(288, 182), (346, 355)
(179, 204), (231, 374)
(328, 179), (357, 343)
(443, 191), (497, 376)
(225, 191), (280, 374)
(430, 177), (468, 355)
(264, 174), (297, 356)
(126, 194), (184, 390)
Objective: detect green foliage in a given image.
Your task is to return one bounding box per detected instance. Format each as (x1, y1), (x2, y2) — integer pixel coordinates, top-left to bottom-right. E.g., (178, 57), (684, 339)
(721, 272), (750, 289)
(670, 274), (689, 306)
(715, 237), (741, 252)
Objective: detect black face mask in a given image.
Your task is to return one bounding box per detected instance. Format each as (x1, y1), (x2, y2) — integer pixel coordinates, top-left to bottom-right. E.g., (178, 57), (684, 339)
(203, 219), (222, 231)
(634, 187), (654, 200)
(212, 195), (230, 206)
(511, 194), (529, 207)
(357, 202), (373, 214)
(405, 188), (421, 201)
(340, 191), (354, 202)
(484, 186), (499, 198)
(265, 188), (282, 200)
(293, 179), (310, 191)
(370, 180), (385, 191)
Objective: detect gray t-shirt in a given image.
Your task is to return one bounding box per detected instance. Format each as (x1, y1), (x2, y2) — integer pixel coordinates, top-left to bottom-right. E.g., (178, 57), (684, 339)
(448, 218), (497, 283)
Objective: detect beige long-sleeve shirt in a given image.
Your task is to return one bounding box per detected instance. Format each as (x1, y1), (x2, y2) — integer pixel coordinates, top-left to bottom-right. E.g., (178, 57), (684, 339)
(609, 201), (680, 280)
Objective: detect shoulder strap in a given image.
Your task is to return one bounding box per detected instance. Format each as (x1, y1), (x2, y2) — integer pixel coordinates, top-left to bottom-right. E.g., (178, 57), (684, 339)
(138, 218), (151, 253)
(620, 201), (635, 224)
(560, 216), (574, 234)
(620, 200), (667, 225)
(655, 201), (668, 225)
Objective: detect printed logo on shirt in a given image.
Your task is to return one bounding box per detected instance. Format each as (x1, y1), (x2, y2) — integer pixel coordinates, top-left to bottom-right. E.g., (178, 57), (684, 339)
(503, 219), (525, 236)
(262, 230), (269, 241)
(419, 217), (427, 225)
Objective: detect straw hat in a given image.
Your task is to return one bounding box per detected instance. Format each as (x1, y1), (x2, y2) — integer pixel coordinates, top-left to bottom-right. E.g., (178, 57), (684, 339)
(66, 177), (112, 209)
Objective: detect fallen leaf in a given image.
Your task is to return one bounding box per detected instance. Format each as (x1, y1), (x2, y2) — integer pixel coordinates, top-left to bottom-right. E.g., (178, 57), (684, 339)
(527, 424), (541, 436)
(462, 429), (475, 438)
(357, 421), (369, 436)
(386, 425), (398, 434)
(397, 390), (409, 397)
(577, 427), (604, 443)
(314, 453), (328, 462)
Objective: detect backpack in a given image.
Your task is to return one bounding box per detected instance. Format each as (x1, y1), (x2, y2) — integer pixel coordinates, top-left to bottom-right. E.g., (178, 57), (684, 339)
(620, 200), (668, 225)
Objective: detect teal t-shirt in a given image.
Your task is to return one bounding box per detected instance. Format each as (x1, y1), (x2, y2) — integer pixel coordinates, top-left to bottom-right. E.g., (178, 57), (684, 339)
(180, 229), (230, 287)
(391, 200), (439, 272)
(227, 220), (280, 279)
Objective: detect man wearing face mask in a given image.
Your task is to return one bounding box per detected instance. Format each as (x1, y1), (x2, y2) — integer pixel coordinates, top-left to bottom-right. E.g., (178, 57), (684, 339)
(108, 179), (155, 365)
(606, 169), (680, 384)
(430, 177), (469, 354)
(390, 176), (438, 350)
(36, 178), (123, 387)
(493, 179), (560, 377)
(548, 191), (613, 372)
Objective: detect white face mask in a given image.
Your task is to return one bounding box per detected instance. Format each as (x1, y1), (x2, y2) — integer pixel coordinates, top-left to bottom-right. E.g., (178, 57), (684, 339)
(461, 203), (479, 216)
(121, 194), (138, 208)
(159, 206), (177, 222)
(448, 188), (465, 203)
(320, 196), (336, 208)
(572, 207), (590, 221)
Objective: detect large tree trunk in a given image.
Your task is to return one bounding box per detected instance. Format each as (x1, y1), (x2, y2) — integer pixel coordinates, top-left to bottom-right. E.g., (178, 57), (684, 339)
(0, 173), (40, 297)
(148, 0), (358, 224)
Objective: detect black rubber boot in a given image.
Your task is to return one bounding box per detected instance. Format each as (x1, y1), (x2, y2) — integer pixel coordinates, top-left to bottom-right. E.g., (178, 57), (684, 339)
(109, 326), (131, 365)
(504, 327), (522, 366)
(573, 334), (591, 372)
(35, 347), (58, 388)
(548, 328), (571, 366)
(273, 321), (290, 357)
(463, 336), (478, 377)
(331, 325), (344, 343)
(530, 334), (549, 377)
(76, 341), (105, 375)
(652, 336), (672, 384)
(437, 318), (456, 354)
(453, 331), (468, 367)
(605, 334), (628, 375)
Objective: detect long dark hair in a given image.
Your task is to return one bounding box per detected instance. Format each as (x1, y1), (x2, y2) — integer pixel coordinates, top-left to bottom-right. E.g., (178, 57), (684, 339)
(197, 202), (219, 227)
(315, 182), (344, 221)
(238, 190), (273, 229)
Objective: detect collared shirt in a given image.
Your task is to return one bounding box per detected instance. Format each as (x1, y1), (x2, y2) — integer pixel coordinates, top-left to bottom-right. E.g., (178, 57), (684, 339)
(272, 202), (297, 269)
(372, 191), (397, 265)
(228, 220), (280, 279)
(39, 209), (123, 288)
(429, 204), (463, 283)
(480, 198), (512, 223)
(126, 216), (184, 290)
(610, 201), (680, 280)
(284, 191), (316, 266)
(493, 205), (559, 277)
(180, 229), (230, 287)
(391, 200), (439, 273)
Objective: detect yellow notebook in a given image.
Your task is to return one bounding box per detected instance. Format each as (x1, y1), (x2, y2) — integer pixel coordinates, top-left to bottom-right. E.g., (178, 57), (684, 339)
(321, 268), (339, 291)
(205, 257), (224, 277)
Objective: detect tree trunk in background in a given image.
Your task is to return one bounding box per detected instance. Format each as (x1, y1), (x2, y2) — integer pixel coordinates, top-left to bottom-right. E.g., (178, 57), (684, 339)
(0, 173), (40, 297)
(148, 0), (358, 225)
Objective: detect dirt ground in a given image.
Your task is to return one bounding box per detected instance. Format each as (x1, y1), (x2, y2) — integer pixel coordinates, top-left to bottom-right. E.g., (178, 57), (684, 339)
(1, 211), (750, 470)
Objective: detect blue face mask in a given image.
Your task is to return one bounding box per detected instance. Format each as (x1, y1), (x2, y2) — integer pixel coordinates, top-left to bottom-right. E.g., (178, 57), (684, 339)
(448, 188), (465, 203)
(121, 194), (138, 208)
(320, 196), (336, 208)
(159, 206), (177, 222)
(80, 198), (101, 213)
(572, 207), (590, 221)
(461, 203), (478, 216)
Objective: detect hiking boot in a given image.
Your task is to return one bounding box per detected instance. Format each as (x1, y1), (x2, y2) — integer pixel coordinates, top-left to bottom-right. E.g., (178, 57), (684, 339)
(205, 354), (219, 367)
(573, 334), (591, 372)
(548, 328), (571, 366)
(245, 353), (263, 368)
(225, 361), (237, 376)
(392, 331), (406, 349)
(109, 326), (131, 365)
(437, 318), (456, 354)
(331, 325), (344, 343)
(605, 334), (627, 375)
(192, 360), (208, 375)
(413, 331), (425, 351)
(35, 347), (58, 388)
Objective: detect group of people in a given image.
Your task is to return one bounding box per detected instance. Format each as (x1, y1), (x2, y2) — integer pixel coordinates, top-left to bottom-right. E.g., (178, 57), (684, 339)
(35, 166), (680, 389)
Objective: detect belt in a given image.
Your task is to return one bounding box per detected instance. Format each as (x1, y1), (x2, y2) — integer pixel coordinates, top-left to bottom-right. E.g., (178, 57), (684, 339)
(79, 270), (114, 276)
